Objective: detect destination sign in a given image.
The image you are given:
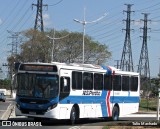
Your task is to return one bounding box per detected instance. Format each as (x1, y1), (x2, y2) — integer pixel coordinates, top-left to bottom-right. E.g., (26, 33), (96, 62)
(19, 64), (57, 72)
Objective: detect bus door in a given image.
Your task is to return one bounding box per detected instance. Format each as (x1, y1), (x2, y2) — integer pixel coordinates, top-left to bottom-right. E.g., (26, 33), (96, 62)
(59, 69), (71, 101)
(59, 69), (71, 119)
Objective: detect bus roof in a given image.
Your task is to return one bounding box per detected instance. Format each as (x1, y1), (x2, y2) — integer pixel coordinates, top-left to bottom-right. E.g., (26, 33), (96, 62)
(18, 62), (112, 74)
(107, 66), (139, 76)
(18, 62), (139, 76)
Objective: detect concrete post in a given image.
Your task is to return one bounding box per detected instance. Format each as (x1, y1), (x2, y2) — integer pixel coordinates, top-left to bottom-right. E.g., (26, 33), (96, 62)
(157, 88), (160, 120)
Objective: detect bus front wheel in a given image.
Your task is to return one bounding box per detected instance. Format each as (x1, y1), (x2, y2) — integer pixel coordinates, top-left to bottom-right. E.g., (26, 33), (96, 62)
(112, 106), (119, 121)
(70, 106), (77, 125)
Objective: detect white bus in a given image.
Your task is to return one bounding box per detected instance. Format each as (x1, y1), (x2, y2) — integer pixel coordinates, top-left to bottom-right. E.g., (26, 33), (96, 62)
(15, 62), (140, 124)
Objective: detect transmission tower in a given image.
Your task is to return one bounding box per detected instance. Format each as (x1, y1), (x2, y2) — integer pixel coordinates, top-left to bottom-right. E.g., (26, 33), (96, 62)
(120, 4), (134, 71)
(32, 0), (48, 32)
(137, 13), (151, 81)
(7, 31), (20, 96)
(8, 31), (20, 56)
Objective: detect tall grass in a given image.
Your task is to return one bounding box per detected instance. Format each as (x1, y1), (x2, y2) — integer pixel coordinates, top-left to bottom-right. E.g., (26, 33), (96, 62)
(139, 98), (157, 111)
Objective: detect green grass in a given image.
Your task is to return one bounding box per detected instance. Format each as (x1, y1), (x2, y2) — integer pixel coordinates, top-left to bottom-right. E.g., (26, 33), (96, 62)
(102, 126), (109, 129)
(139, 98), (157, 111)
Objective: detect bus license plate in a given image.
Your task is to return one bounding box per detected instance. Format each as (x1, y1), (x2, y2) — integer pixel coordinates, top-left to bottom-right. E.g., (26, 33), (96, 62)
(29, 112), (36, 115)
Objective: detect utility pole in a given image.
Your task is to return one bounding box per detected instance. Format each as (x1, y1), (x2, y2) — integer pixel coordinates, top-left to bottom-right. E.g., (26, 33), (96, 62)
(120, 4), (134, 71)
(46, 29), (69, 62)
(0, 67), (3, 79)
(114, 60), (121, 69)
(137, 13), (151, 99)
(32, 0), (48, 32)
(74, 8), (107, 64)
(159, 58), (160, 76)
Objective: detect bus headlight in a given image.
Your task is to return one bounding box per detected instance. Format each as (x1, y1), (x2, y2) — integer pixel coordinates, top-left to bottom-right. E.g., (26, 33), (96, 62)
(47, 104), (57, 111)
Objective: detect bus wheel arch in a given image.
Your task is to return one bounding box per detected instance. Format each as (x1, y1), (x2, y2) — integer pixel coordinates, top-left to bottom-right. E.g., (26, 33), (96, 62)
(112, 104), (120, 121)
(70, 104), (79, 125)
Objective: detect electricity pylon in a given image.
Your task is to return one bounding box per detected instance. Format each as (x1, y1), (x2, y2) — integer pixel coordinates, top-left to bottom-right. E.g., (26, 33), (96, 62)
(32, 0), (48, 32)
(137, 13), (151, 85)
(120, 4), (134, 71)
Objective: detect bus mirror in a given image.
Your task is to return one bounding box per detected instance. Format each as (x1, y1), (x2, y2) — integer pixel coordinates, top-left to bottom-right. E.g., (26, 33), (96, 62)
(15, 62), (20, 71)
(64, 79), (67, 87)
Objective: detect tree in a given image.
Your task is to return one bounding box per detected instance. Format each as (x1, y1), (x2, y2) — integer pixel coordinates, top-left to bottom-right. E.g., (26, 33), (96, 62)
(0, 79), (11, 90)
(19, 29), (50, 62)
(7, 29), (111, 65)
(150, 77), (160, 97)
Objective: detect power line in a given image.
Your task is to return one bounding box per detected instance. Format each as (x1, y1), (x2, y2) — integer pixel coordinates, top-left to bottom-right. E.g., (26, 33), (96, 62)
(135, 2), (160, 12)
(48, 0), (63, 6)
(0, 1), (33, 45)
(10, 6), (32, 31)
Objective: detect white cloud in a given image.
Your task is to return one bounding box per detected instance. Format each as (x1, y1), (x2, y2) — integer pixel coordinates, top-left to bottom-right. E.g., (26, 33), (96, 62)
(133, 20), (143, 26)
(43, 13), (52, 27)
(43, 13), (50, 20)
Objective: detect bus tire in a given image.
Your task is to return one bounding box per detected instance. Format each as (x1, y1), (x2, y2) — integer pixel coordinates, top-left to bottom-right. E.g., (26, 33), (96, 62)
(70, 106), (77, 125)
(112, 106), (119, 121)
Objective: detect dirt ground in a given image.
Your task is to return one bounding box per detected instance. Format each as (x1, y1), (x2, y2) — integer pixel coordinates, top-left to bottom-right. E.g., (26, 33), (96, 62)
(102, 121), (160, 129)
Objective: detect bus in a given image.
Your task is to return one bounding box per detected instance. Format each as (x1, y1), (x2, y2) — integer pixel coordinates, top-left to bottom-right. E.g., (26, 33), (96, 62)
(15, 62), (140, 124)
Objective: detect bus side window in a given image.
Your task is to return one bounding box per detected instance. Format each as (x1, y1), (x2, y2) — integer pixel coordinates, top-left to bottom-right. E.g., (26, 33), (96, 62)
(72, 71), (82, 90)
(60, 77), (70, 93)
(94, 73), (103, 90)
(113, 75), (121, 91)
(130, 76), (138, 91)
(122, 76), (129, 91)
(83, 72), (93, 90)
(104, 75), (112, 90)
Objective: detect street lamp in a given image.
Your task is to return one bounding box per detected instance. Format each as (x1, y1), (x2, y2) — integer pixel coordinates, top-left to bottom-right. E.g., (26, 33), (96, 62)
(74, 8), (107, 64)
(47, 30), (69, 62)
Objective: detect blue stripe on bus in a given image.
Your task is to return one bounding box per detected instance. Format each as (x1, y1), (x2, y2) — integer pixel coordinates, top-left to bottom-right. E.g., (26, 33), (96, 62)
(110, 96), (140, 103)
(60, 95), (140, 104)
(60, 91), (140, 117)
(101, 91), (108, 117)
(101, 65), (112, 74)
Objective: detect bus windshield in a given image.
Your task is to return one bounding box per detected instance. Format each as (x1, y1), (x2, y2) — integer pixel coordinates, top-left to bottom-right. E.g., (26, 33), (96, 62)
(17, 73), (59, 99)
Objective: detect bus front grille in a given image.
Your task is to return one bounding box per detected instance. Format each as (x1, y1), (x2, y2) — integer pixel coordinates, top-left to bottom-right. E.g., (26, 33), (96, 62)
(21, 108), (46, 115)
(19, 98), (49, 104)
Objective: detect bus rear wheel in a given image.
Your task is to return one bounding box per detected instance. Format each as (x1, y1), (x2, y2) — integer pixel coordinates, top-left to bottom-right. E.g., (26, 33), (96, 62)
(112, 106), (119, 121)
(70, 107), (78, 125)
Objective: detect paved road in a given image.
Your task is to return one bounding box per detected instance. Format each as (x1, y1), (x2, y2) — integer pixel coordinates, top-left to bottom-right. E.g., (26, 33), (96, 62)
(120, 113), (159, 121)
(0, 98), (12, 120)
(4, 114), (160, 125)
(0, 98), (160, 128)
(0, 117), (159, 129)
